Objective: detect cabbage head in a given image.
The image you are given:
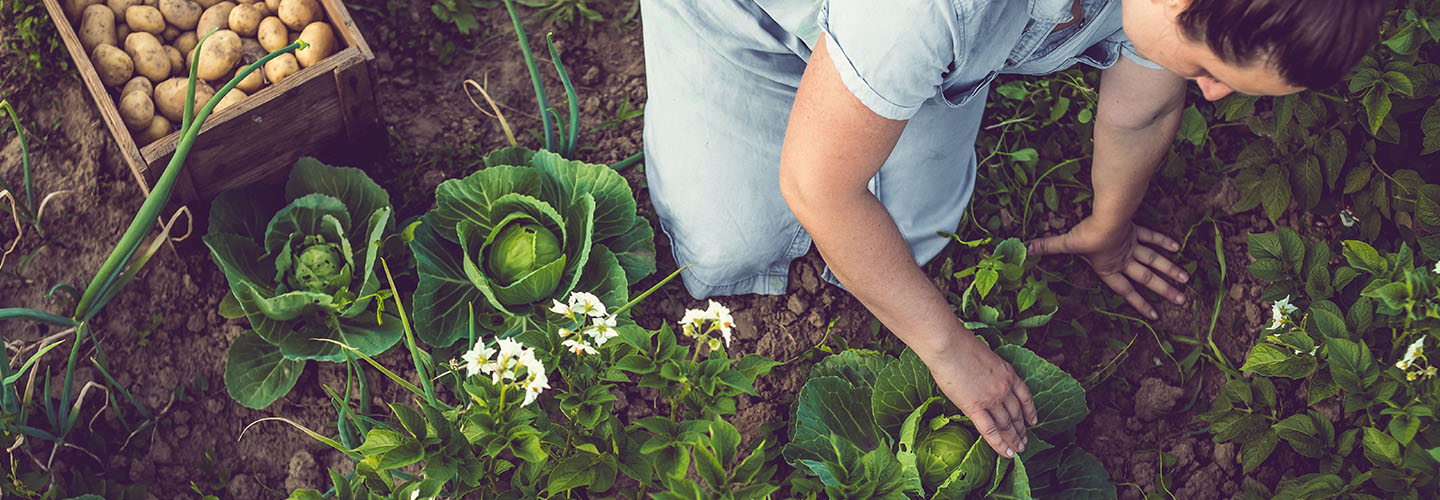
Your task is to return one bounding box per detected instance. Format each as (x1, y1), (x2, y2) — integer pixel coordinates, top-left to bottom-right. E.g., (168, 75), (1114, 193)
(917, 425), (982, 491)
(409, 148), (656, 347)
(205, 158), (401, 408)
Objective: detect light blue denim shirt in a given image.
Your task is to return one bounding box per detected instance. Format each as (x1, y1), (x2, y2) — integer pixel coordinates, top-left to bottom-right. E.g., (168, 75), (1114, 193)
(754, 0), (1162, 120)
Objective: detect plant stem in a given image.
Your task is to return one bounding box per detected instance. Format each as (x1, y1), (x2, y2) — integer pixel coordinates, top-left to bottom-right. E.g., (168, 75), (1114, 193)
(545, 33), (579, 157)
(502, 0), (554, 151)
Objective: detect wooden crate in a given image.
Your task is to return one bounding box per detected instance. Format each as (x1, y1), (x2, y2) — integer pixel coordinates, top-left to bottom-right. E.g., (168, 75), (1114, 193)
(43, 0), (381, 201)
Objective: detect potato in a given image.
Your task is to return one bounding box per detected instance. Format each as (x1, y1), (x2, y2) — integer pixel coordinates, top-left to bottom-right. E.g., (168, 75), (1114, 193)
(162, 25), (180, 42)
(106, 0), (141, 17)
(294, 22), (333, 68)
(263, 52), (298, 84)
(197, 1), (234, 35)
(251, 2), (269, 17)
(213, 89), (246, 113)
(124, 32), (171, 81)
(136, 115), (172, 145)
(174, 31), (198, 55)
(192, 29), (241, 81)
(154, 77), (214, 122)
(276, 0), (318, 31)
(90, 44), (133, 87)
(158, 0), (201, 30)
(264, 0), (278, 14)
(240, 38), (265, 62)
(63, 0), (103, 21)
(233, 65), (263, 93)
(124, 5), (165, 34)
(256, 16), (287, 52)
(194, 0), (222, 7)
(228, 4), (261, 37)
(118, 91), (154, 131)
(163, 46), (184, 75)
(121, 76), (152, 97)
(78, 5), (117, 53)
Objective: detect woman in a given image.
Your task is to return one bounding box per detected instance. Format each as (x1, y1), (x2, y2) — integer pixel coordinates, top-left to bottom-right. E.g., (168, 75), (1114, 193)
(641, 0), (1381, 458)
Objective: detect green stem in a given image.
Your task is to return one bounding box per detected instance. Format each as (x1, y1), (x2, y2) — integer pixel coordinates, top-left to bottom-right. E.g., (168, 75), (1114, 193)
(381, 259), (436, 405)
(610, 266), (686, 318)
(609, 151), (643, 171)
(502, 0), (554, 151)
(0, 101), (34, 219)
(72, 40), (306, 320)
(545, 33), (579, 158)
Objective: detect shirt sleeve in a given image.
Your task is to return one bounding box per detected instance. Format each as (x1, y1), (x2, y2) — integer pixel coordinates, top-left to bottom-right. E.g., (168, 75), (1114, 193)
(1109, 31), (1165, 70)
(818, 0), (961, 121)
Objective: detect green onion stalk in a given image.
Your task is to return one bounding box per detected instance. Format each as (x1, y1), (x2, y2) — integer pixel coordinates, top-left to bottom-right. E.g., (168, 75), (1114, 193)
(48, 31), (309, 442)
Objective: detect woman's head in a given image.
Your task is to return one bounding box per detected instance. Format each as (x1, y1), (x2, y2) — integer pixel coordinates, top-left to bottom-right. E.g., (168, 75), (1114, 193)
(1124, 0), (1385, 100)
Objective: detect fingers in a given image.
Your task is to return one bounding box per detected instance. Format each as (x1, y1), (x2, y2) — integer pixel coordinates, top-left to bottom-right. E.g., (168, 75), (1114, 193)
(1133, 245), (1189, 285)
(1012, 378), (1038, 427)
(969, 407), (1023, 459)
(1100, 271), (1159, 320)
(1125, 256), (1186, 305)
(1001, 394), (1027, 445)
(1026, 232), (1070, 257)
(1135, 225), (1181, 253)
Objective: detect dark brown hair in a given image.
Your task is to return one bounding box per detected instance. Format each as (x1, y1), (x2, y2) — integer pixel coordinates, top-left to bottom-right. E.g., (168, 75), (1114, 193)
(1176, 0), (1386, 89)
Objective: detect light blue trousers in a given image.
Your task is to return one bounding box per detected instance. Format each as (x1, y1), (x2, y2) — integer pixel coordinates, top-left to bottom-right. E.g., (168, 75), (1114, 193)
(642, 0), (987, 298)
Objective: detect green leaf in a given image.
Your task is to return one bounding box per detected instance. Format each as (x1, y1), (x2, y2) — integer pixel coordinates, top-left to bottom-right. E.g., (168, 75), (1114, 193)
(1415, 184), (1440, 229)
(1260, 166), (1292, 223)
(1343, 166), (1373, 195)
(1011, 148), (1038, 163)
(1275, 414), (1326, 458)
(1249, 232), (1283, 261)
(1422, 100), (1440, 155)
(224, 330), (304, 409)
(1382, 71), (1415, 96)
(430, 165), (556, 241)
(389, 403), (427, 441)
(209, 185), (283, 242)
(1328, 337), (1380, 393)
(809, 349), (886, 390)
(1177, 104), (1207, 146)
(410, 220), (492, 347)
(1362, 427), (1401, 467)
(1311, 309), (1348, 340)
(1292, 156), (1324, 211)
(871, 349), (936, 437)
(286, 158), (394, 243)
(1342, 241), (1386, 275)
(975, 268), (999, 299)
(1277, 227), (1305, 273)
(1362, 84), (1392, 135)
(1241, 430), (1279, 474)
(355, 429), (424, 471)
(1248, 258), (1288, 281)
(1388, 413), (1419, 446)
(1317, 130), (1347, 189)
(783, 376), (885, 466)
(1240, 344), (1316, 379)
(995, 345), (1087, 440)
(1040, 447), (1114, 500)
(694, 443), (727, 492)
(1363, 282), (1410, 310)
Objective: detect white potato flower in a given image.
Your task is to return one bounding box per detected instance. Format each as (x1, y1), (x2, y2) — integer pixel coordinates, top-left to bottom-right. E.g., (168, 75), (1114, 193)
(569, 292), (608, 318)
(563, 338), (598, 356)
(549, 299), (573, 317)
(1267, 296), (1298, 330)
(461, 343), (495, 378)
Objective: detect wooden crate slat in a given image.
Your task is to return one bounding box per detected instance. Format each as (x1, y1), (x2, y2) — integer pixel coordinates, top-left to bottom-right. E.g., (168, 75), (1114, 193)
(44, 0), (378, 202)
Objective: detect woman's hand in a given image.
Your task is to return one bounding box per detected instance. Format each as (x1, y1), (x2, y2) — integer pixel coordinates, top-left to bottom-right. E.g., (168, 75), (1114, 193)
(917, 331), (1038, 459)
(1028, 217), (1189, 320)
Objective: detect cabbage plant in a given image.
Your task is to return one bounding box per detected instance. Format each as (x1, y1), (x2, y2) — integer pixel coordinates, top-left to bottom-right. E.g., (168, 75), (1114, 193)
(205, 158), (401, 408)
(783, 346), (1113, 499)
(410, 147), (655, 347)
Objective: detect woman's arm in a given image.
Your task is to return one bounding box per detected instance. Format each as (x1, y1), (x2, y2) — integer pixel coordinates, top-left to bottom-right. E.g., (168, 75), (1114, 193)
(779, 36), (1036, 458)
(1028, 57), (1191, 319)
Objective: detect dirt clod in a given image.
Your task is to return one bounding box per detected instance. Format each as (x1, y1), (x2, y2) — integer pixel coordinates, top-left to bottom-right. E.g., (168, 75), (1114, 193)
(1134, 377), (1183, 422)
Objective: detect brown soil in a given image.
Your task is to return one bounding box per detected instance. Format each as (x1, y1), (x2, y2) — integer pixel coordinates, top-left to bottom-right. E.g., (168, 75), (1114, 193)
(0, 1), (1308, 498)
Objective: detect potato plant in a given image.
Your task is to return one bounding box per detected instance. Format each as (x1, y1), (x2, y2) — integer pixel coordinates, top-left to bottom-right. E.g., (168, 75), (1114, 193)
(1200, 233), (1440, 499)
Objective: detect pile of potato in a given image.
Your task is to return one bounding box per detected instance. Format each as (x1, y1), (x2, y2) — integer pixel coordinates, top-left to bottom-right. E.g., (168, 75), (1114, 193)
(63, 0), (339, 146)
